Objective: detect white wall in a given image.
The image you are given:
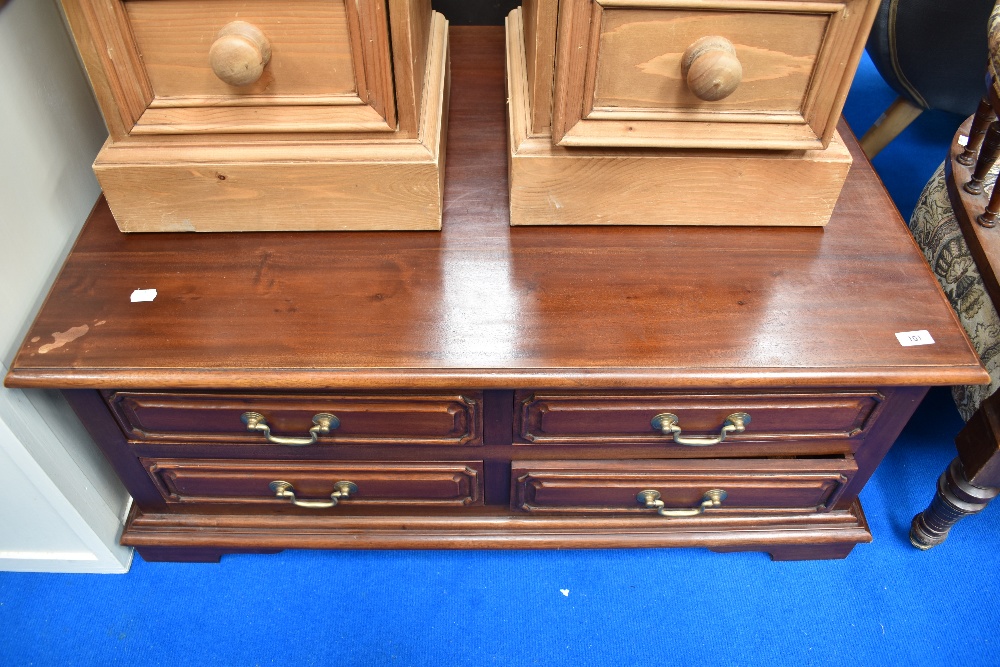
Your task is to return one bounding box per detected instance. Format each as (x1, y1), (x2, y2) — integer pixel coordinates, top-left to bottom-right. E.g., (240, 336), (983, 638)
(0, 0), (132, 573)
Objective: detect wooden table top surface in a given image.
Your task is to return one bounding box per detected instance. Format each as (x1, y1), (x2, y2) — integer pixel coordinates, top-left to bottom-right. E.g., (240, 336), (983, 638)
(5, 28), (988, 391)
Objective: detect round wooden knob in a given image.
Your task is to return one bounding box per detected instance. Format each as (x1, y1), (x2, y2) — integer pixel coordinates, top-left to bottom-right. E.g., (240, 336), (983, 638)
(681, 36), (742, 102)
(209, 21), (271, 87)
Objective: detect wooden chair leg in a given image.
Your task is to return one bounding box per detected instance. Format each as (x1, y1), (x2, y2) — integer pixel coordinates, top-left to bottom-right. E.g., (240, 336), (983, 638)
(860, 96), (925, 159)
(958, 95), (997, 166)
(911, 393), (1000, 549)
(965, 121), (1000, 195)
(910, 458), (999, 549)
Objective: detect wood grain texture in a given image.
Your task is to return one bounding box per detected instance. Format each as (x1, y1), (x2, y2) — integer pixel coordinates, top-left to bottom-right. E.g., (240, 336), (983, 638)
(548, 0), (881, 150)
(5, 27), (987, 391)
(62, 389), (168, 510)
(131, 104), (395, 135)
(592, 9), (822, 113)
(60, 0), (153, 141)
(144, 459), (485, 506)
(521, 0), (559, 134)
(388, 0), (433, 136)
(508, 10), (853, 227)
(124, 0), (358, 100)
(119, 500), (873, 551)
(515, 390), (883, 445)
(11, 28), (973, 561)
(62, 0), (438, 138)
(107, 391), (482, 446)
(511, 458), (856, 512)
(92, 12), (449, 231)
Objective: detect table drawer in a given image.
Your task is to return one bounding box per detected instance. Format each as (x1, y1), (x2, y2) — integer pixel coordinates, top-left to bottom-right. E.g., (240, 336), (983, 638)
(107, 392), (482, 446)
(516, 391), (882, 449)
(67, 0), (397, 134)
(551, 0), (879, 150)
(512, 458), (855, 513)
(144, 459), (484, 506)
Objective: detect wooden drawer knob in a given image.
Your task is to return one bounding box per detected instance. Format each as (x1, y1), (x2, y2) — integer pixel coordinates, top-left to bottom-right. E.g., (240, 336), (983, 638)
(681, 36), (742, 102)
(209, 21), (272, 86)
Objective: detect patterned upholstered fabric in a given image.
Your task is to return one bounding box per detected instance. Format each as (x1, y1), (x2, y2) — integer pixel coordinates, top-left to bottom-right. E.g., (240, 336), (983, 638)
(909, 163), (1000, 421)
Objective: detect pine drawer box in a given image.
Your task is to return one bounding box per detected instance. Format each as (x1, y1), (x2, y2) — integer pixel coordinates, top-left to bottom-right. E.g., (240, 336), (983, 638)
(506, 0), (880, 226)
(60, 0), (450, 231)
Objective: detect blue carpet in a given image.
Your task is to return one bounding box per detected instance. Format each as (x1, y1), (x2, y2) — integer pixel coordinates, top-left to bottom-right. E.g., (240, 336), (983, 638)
(3, 53), (1000, 667)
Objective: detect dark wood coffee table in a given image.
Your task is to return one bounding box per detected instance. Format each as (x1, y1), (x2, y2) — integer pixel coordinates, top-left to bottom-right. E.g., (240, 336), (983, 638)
(5, 27), (988, 562)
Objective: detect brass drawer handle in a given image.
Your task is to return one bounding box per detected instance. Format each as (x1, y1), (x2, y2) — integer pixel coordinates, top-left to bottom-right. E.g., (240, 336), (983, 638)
(241, 411), (340, 446)
(638, 489), (727, 517)
(651, 412), (750, 446)
(269, 480), (357, 509)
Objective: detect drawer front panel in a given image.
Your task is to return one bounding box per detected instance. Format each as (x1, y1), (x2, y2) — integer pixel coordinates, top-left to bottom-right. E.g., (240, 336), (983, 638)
(512, 458), (856, 513)
(552, 0), (879, 149)
(75, 0), (397, 134)
(108, 392), (482, 446)
(145, 459), (485, 506)
(516, 391), (882, 446)
(126, 0), (358, 102)
(593, 9), (823, 117)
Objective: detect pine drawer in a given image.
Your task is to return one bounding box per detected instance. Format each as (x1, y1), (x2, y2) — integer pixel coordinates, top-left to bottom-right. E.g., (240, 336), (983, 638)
(550, 0), (880, 150)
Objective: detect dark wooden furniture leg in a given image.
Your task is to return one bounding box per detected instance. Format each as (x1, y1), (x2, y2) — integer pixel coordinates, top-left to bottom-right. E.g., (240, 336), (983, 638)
(911, 393), (1000, 549)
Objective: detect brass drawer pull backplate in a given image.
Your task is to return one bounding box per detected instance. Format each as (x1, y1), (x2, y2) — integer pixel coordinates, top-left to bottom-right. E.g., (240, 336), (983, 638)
(651, 412), (750, 446)
(638, 489), (727, 517)
(242, 411), (340, 446)
(269, 480), (357, 509)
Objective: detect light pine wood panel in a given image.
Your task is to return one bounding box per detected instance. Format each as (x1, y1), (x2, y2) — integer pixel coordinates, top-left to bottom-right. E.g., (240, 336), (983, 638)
(96, 161), (443, 231)
(92, 12), (449, 231)
(521, 0), (559, 134)
(593, 9), (826, 113)
(507, 11), (851, 226)
(132, 102), (394, 134)
(509, 136), (851, 225)
(61, 0), (154, 141)
(549, 0), (881, 149)
(388, 0), (432, 136)
(124, 0), (358, 100)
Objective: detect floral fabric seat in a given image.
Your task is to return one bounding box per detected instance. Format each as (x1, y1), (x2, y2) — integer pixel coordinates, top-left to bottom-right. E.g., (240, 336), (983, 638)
(910, 162), (1000, 421)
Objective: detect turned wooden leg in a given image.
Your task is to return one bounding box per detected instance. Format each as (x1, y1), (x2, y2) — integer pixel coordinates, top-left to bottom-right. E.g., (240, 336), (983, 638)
(911, 393), (1000, 549)
(910, 458), (998, 549)
(979, 180), (1000, 228)
(860, 96), (924, 159)
(958, 95), (997, 167)
(965, 121), (1000, 195)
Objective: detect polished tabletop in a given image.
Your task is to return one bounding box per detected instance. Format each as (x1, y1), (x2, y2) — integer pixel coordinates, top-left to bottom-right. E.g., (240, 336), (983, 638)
(5, 28), (987, 391)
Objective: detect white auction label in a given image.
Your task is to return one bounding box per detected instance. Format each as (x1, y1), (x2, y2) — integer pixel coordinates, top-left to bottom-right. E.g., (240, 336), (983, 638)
(895, 330), (935, 346)
(958, 134), (970, 147)
(130, 288), (157, 303)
